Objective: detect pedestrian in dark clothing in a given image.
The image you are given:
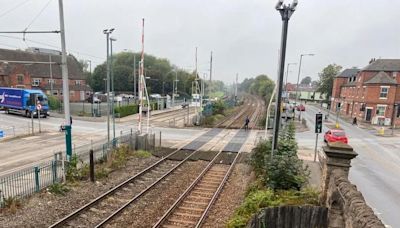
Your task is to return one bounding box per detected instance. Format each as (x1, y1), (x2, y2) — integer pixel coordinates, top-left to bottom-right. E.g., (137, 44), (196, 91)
(245, 116), (250, 131)
(70, 116), (73, 125)
(352, 117), (357, 126)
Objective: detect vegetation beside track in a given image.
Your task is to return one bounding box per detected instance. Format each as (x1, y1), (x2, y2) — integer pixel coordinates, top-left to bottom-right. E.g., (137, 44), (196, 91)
(227, 121), (319, 227)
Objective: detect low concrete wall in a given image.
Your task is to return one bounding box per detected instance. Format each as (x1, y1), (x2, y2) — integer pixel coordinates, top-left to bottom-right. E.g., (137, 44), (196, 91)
(321, 142), (384, 228)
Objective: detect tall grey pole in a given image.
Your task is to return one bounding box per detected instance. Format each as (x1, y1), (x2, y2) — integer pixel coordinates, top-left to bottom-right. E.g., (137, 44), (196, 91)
(110, 38), (115, 141)
(58, 0), (72, 160)
(271, 2), (296, 155)
(49, 54), (53, 95)
(133, 54), (136, 103)
(106, 33), (110, 144)
(295, 54), (303, 106)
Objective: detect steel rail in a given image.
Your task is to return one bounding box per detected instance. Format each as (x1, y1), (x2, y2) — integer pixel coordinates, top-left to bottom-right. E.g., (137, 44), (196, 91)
(153, 125), (247, 227)
(49, 129), (221, 228)
(94, 130), (231, 227)
(151, 149), (225, 228)
(195, 152), (240, 227)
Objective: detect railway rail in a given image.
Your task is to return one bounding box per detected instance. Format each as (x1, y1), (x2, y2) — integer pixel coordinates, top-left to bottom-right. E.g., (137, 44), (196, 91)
(49, 129), (230, 228)
(152, 123), (255, 227)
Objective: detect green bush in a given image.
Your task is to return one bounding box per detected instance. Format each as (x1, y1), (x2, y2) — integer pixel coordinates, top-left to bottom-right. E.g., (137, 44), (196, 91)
(48, 95), (61, 110)
(114, 104), (139, 117)
(250, 122), (309, 190)
(133, 150), (152, 158)
(212, 100), (226, 115)
(48, 183), (70, 196)
(2, 196), (22, 213)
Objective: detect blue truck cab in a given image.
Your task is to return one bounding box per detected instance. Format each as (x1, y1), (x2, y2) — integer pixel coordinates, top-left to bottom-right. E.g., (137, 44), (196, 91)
(0, 87), (49, 117)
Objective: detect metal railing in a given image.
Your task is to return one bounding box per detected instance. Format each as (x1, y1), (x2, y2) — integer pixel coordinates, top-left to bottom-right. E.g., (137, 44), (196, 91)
(0, 129), (159, 207)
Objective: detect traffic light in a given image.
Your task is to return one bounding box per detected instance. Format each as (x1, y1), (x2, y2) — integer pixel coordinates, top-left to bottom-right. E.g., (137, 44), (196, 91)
(315, 113), (323, 133)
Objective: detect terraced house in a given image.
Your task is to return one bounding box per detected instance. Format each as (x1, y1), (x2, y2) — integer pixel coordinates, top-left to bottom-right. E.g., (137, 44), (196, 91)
(0, 48), (91, 102)
(331, 59), (400, 126)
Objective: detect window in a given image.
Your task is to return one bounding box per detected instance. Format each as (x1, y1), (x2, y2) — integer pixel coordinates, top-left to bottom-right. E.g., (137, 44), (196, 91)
(376, 106), (386, 116)
(380, 87), (389, 98)
(70, 91), (75, 96)
(17, 74), (24, 84)
(397, 105), (400, 118)
(393, 72), (397, 78)
(75, 80), (82, 85)
(53, 91), (58, 95)
(32, 78), (41, 86)
(48, 79), (55, 84)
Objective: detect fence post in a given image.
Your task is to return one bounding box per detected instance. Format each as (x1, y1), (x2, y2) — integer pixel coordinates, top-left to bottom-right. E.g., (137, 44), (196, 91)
(52, 160), (57, 184)
(89, 149), (95, 182)
(159, 131), (162, 149)
(34, 166), (40, 192)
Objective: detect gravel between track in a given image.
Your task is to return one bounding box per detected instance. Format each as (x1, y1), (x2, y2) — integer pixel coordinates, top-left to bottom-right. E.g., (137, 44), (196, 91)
(0, 155), (160, 227)
(202, 163), (254, 228)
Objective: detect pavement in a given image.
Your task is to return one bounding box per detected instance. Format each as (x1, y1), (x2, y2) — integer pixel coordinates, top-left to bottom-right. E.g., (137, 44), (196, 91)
(298, 104), (400, 228)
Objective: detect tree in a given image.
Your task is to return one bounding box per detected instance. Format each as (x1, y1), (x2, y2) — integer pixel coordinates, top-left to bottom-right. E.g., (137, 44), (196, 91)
(300, 76), (312, 85)
(316, 64), (342, 98)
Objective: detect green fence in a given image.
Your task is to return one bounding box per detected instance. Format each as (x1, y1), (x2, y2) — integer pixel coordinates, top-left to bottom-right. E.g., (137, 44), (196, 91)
(0, 160), (63, 206)
(0, 130), (158, 207)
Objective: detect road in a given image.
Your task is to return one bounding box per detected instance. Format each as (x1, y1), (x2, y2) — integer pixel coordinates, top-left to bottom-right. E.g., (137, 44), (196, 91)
(297, 104), (400, 228)
(0, 111), (207, 176)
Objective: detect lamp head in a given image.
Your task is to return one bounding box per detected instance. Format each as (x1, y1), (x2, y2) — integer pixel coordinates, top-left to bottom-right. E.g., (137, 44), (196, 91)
(291, 0), (298, 10)
(110, 37), (117, 41)
(275, 0), (284, 10)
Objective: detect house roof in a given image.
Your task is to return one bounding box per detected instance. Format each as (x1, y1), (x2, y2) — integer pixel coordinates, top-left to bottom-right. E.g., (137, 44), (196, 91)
(335, 68), (359, 78)
(361, 59), (400, 72)
(0, 48), (84, 80)
(364, 71), (397, 85)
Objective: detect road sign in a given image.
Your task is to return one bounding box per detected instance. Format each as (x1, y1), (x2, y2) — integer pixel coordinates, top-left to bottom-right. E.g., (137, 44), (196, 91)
(0, 130), (4, 138)
(36, 104), (42, 110)
(315, 113), (323, 133)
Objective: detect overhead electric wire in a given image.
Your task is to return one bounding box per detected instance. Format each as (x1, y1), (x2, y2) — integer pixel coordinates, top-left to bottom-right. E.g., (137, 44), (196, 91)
(0, 0), (32, 19)
(0, 34), (105, 62)
(24, 0), (53, 31)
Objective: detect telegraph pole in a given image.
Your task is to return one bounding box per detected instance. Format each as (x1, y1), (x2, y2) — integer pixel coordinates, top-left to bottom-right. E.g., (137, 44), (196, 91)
(58, 0), (72, 160)
(209, 51), (213, 95)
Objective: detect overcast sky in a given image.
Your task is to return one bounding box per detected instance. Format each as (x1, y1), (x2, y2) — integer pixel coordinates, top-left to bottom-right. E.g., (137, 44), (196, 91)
(0, 0), (400, 84)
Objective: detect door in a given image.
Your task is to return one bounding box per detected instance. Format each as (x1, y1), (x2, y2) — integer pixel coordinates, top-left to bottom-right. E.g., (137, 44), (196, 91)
(366, 108), (372, 121)
(346, 104), (350, 115)
(80, 91), (85, 101)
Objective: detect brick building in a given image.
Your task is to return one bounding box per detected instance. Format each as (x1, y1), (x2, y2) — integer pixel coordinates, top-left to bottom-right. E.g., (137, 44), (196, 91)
(0, 48), (91, 102)
(331, 59), (400, 126)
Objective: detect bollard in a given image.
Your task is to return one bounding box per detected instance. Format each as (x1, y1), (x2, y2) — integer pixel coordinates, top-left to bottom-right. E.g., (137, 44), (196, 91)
(34, 166), (40, 192)
(89, 149), (95, 182)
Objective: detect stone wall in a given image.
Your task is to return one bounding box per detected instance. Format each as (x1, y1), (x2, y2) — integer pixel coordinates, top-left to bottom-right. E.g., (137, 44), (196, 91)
(321, 142), (385, 228)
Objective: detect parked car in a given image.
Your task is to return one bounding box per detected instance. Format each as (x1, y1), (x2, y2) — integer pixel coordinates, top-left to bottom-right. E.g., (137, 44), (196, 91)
(87, 95), (101, 103)
(296, 104), (305, 111)
(324, 129), (348, 144)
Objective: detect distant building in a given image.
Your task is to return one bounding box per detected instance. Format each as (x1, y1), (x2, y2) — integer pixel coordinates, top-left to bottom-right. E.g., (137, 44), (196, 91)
(287, 84), (326, 102)
(0, 48), (91, 102)
(331, 59), (400, 126)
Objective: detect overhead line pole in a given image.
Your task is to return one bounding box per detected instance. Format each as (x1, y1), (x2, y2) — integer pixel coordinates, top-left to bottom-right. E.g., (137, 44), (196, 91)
(58, 0), (72, 160)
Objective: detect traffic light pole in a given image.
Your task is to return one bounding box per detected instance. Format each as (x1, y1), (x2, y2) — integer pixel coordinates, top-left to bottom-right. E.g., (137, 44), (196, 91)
(314, 112), (323, 162)
(314, 133), (319, 162)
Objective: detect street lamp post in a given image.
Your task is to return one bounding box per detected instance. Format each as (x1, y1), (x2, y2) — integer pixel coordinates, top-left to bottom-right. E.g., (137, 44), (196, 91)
(285, 62), (297, 95)
(110, 37), (117, 142)
(295, 53), (314, 121)
(271, 0), (298, 155)
(103, 28), (114, 145)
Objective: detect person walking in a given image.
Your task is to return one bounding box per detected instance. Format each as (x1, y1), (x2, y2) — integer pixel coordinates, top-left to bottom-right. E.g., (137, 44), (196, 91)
(244, 116), (250, 131)
(352, 117), (357, 126)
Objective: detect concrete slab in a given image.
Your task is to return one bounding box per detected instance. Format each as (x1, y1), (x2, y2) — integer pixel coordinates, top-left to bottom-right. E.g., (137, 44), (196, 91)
(222, 129), (250, 152)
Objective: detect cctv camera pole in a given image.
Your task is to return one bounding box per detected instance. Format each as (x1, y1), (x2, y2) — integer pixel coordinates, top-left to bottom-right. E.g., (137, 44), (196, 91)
(58, 0), (72, 160)
(110, 38), (116, 142)
(271, 1), (297, 157)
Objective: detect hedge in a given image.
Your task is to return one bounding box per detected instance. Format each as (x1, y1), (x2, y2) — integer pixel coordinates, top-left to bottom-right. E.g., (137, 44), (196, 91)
(114, 102), (159, 118)
(114, 104), (139, 117)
